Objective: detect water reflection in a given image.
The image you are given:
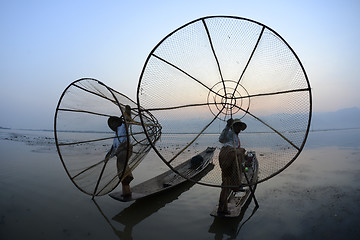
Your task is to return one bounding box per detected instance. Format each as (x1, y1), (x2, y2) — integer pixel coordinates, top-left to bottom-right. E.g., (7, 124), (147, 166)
(208, 189), (259, 240)
(93, 164), (214, 239)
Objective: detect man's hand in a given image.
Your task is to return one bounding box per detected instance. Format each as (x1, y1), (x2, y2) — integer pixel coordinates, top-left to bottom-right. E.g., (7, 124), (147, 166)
(226, 118), (233, 127)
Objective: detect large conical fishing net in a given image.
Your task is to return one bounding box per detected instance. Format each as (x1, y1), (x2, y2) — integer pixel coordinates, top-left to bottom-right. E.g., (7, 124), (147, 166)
(137, 16), (312, 187)
(54, 78), (161, 196)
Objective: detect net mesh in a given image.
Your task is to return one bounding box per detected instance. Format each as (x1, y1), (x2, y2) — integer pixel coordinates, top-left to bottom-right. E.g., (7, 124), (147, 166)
(137, 16), (311, 187)
(54, 78), (161, 196)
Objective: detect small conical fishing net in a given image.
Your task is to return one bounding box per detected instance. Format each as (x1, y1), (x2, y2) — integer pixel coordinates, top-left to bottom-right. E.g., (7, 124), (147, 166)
(54, 78), (161, 196)
(137, 16), (312, 187)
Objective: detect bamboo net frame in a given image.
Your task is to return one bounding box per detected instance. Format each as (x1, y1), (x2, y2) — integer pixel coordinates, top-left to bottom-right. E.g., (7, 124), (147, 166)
(54, 78), (162, 196)
(137, 16), (312, 188)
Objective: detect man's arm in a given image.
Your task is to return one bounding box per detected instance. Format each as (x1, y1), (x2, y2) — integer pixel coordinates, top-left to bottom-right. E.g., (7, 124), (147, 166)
(219, 119), (233, 143)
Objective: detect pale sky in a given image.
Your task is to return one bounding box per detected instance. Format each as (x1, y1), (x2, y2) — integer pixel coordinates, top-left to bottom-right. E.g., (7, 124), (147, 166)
(1, 0), (359, 129)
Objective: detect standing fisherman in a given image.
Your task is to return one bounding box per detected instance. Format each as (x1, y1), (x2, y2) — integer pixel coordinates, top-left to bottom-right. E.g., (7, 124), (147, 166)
(217, 118), (247, 214)
(106, 105), (134, 197)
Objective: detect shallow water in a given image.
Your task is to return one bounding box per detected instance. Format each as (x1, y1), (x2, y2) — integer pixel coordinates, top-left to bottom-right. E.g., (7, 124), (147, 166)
(0, 128), (359, 239)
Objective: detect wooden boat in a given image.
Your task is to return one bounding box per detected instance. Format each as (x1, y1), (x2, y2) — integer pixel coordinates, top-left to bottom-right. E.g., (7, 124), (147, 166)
(109, 147), (216, 202)
(211, 151), (259, 218)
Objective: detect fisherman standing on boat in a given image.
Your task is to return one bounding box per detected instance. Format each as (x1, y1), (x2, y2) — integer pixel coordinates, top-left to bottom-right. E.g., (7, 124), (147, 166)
(106, 105), (134, 197)
(217, 118), (247, 214)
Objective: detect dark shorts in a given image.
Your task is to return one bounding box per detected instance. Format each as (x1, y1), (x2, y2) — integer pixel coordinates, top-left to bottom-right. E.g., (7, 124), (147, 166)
(116, 143), (133, 183)
(218, 146), (245, 187)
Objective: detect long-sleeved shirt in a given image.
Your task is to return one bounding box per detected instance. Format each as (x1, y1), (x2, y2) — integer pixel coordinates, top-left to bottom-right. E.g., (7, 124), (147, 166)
(219, 125), (240, 148)
(108, 125), (127, 157)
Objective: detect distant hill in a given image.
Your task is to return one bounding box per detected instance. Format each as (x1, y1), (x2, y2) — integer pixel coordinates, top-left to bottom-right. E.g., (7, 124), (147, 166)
(159, 107), (360, 133)
(2, 108), (358, 133)
(311, 107), (360, 130)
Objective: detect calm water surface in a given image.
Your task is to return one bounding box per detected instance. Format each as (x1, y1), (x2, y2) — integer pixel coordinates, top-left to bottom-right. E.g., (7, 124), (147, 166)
(0, 128), (359, 239)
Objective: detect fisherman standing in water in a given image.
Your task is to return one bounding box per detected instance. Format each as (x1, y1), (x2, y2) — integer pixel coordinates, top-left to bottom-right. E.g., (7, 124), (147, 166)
(217, 118), (247, 214)
(106, 105), (134, 197)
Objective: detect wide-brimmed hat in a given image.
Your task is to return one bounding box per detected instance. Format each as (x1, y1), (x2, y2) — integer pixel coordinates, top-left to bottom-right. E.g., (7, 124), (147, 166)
(107, 116), (123, 131)
(232, 118), (247, 131)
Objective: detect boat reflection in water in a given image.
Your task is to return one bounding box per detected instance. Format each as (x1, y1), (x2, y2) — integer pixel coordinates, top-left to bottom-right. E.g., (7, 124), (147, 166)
(93, 163), (214, 239)
(208, 189), (259, 239)
(93, 161), (259, 240)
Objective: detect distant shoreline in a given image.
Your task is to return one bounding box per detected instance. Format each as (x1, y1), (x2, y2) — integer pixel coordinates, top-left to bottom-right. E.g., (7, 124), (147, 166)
(1, 127), (360, 135)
